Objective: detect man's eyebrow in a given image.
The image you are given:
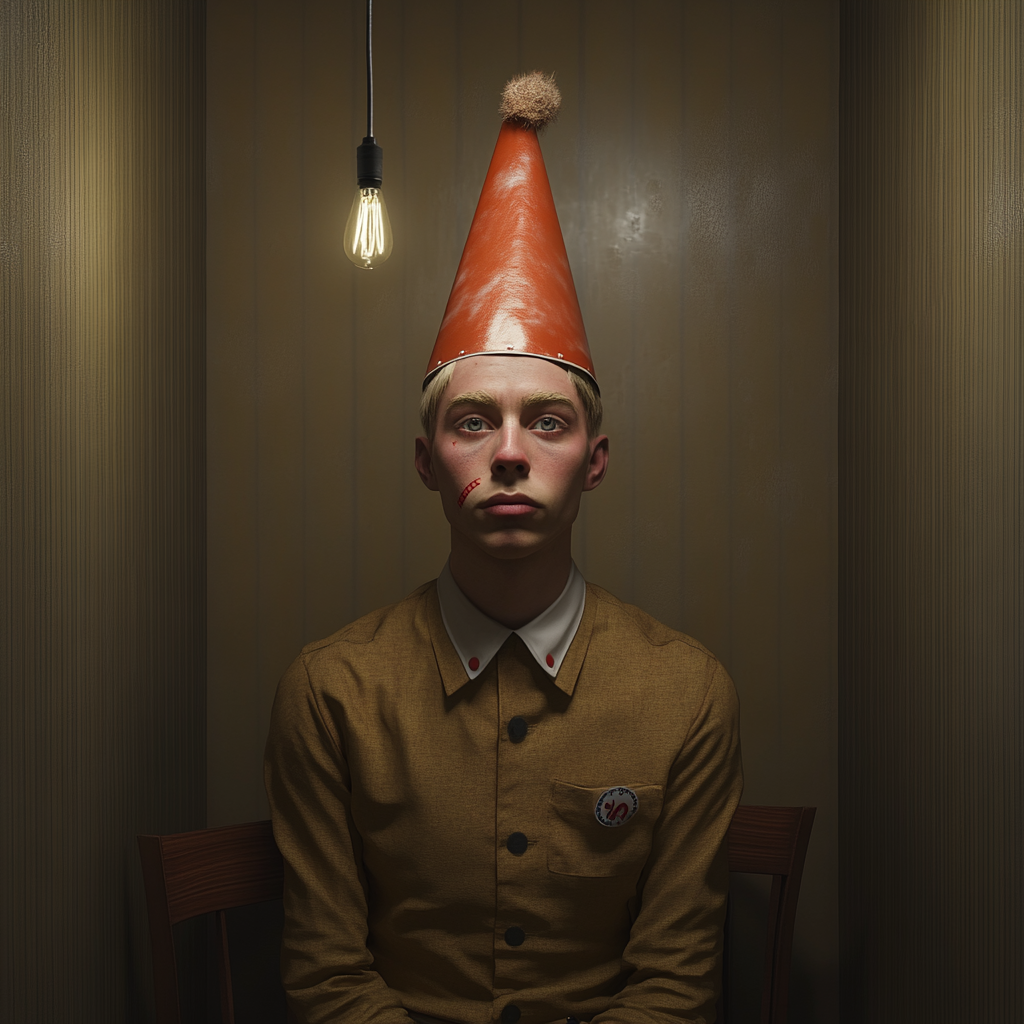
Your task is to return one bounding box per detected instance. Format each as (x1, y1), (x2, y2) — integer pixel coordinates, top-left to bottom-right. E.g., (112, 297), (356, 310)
(444, 389), (578, 414)
(520, 391), (578, 411)
(445, 390), (498, 411)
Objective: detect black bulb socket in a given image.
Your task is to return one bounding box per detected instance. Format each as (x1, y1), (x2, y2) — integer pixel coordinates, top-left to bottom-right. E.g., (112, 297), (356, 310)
(357, 136), (383, 189)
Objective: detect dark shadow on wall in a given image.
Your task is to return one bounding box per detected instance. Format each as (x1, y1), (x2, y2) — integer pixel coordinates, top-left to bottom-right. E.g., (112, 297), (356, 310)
(725, 874), (773, 1021)
(203, 901), (288, 1024)
(725, 873), (822, 1024)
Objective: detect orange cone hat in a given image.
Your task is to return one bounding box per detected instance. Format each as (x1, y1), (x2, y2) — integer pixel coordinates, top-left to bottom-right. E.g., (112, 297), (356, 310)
(425, 72), (597, 389)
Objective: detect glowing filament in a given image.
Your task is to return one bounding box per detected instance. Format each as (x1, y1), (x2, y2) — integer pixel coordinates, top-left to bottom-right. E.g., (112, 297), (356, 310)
(353, 191), (384, 258)
(344, 187), (393, 270)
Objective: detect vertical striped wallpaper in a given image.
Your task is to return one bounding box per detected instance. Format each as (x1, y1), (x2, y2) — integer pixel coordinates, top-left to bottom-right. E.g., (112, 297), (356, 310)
(840, 0), (1023, 1019)
(1, 1), (206, 1021)
(207, 1), (838, 1018)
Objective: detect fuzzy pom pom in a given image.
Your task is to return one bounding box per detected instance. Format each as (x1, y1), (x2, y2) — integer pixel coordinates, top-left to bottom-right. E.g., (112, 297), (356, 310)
(500, 71), (561, 129)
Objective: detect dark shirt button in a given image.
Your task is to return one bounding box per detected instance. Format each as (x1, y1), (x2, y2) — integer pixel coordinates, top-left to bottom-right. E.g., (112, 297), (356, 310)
(504, 926), (526, 947)
(501, 1006), (521, 1024)
(507, 716), (528, 742)
(506, 832), (528, 856)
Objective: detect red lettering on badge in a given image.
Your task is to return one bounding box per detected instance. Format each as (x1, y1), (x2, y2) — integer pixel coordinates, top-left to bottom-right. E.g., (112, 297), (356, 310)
(604, 801), (630, 822)
(457, 477), (481, 508)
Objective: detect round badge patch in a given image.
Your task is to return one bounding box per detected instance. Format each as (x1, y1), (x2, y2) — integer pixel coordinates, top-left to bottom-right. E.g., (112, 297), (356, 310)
(594, 787), (639, 828)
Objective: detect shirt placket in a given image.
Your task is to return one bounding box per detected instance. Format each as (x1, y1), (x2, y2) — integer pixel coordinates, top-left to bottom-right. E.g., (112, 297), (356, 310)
(492, 635), (550, 1024)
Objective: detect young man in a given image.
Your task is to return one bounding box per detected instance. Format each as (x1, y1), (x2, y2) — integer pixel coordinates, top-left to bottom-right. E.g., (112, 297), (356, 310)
(265, 74), (742, 1024)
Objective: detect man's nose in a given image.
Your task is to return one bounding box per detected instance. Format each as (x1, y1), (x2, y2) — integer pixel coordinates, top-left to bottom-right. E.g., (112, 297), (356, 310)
(491, 422), (530, 477)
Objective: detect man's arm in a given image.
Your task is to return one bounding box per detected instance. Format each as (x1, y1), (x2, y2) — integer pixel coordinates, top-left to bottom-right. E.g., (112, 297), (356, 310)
(593, 658), (743, 1024)
(264, 654), (412, 1024)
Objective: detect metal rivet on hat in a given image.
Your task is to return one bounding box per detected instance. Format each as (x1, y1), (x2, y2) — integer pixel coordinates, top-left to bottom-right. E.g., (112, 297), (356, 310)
(504, 926), (526, 947)
(594, 787), (639, 827)
(459, 350), (465, 355)
(557, 352), (564, 359)
(468, 656), (480, 671)
(545, 653), (555, 668)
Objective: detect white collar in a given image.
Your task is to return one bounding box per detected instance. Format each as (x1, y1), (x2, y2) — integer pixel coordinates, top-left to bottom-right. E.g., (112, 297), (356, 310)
(436, 560), (587, 680)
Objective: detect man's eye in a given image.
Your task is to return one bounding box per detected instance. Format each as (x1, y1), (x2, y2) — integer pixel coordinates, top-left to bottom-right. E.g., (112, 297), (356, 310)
(461, 417), (486, 432)
(535, 416), (561, 431)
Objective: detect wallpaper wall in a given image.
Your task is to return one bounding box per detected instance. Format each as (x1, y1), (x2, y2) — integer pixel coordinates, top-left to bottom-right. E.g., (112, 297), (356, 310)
(207, 1), (839, 1019)
(8, 0), (1017, 1020)
(840, 1), (1023, 1019)
(1, 1), (206, 1020)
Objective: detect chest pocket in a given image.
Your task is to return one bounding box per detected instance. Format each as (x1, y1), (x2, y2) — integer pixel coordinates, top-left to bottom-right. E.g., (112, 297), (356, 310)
(547, 780), (664, 878)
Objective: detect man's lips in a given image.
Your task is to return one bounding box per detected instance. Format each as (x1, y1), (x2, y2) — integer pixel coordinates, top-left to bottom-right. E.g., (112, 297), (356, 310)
(478, 493), (541, 516)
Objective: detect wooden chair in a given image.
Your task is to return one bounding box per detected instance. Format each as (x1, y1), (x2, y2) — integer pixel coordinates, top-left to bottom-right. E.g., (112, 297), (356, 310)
(137, 820), (284, 1024)
(139, 807), (814, 1024)
(718, 805), (817, 1024)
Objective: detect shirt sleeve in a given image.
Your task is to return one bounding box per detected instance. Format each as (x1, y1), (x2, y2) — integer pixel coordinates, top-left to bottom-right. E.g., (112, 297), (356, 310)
(264, 653), (414, 1024)
(591, 656), (743, 1024)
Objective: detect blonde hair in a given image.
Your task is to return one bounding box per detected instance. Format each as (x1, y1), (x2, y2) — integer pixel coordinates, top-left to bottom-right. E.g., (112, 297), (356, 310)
(419, 363), (456, 437)
(420, 360), (603, 438)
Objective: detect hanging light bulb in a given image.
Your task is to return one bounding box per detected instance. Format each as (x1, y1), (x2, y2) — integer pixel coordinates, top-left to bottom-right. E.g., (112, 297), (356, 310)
(345, 0), (393, 269)
(344, 139), (393, 270)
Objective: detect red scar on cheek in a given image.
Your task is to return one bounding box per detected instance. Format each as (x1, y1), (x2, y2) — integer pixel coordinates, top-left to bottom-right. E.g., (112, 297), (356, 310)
(457, 478), (481, 508)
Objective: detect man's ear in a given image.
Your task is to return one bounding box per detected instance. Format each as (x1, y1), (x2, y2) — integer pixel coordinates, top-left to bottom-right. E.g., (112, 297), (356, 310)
(583, 435), (609, 492)
(414, 436), (439, 491)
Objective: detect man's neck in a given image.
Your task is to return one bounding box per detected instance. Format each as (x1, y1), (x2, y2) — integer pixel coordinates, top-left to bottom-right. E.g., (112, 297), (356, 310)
(448, 533), (573, 630)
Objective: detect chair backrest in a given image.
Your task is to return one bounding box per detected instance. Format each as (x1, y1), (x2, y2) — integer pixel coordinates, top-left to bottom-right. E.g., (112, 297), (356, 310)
(137, 820), (284, 1024)
(140, 809), (813, 1024)
(719, 805), (816, 1024)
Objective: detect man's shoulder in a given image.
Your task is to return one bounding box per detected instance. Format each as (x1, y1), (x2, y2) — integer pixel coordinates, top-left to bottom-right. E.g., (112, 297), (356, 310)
(299, 580), (438, 658)
(584, 581), (718, 660)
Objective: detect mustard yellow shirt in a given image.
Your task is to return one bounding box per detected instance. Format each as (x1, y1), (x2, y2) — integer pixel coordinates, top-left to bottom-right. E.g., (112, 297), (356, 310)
(264, 580), (742, 1024)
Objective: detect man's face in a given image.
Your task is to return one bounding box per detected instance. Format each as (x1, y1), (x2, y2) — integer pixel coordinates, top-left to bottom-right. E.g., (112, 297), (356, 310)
(414, 355), (609, 561)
